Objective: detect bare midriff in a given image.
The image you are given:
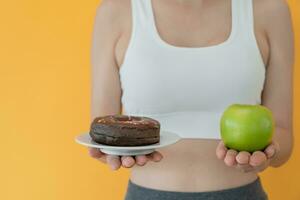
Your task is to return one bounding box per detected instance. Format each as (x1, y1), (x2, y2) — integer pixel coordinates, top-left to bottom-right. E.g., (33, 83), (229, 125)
(129, 139), (258, 192)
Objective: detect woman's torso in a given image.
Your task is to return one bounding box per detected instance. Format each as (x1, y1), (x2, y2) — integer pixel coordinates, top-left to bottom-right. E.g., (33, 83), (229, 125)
(114, 0), (269, 191)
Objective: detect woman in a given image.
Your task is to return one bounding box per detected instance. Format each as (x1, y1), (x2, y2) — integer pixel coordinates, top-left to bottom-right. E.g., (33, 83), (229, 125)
(88, 0), (294, 199)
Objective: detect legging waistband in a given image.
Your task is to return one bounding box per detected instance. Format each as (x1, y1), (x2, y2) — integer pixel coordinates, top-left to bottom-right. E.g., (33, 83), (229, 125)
(124, 177), (268, 200)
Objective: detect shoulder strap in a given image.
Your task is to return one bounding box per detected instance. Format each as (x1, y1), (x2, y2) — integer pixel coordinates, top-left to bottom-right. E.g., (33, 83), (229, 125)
(235, 0), (255, 37)
(130, 0), (153, 30)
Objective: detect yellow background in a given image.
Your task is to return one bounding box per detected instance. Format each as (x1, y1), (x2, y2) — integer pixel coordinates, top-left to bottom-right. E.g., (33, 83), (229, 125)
(0, 0), (299, 199)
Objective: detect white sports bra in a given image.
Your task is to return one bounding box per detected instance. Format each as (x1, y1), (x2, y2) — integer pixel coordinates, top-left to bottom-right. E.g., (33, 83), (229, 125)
(119, 0), (266, 139)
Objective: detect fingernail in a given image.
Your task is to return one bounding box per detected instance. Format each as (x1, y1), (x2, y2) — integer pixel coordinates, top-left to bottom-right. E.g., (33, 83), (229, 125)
(110, 165), (118, 170)
(153, 155), (161, 162)
(268, 149), (275, 158)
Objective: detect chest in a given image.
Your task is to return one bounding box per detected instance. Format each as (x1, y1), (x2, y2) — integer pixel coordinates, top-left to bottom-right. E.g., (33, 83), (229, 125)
(119, 42), (265, 114)
(115, 0), (269, 68)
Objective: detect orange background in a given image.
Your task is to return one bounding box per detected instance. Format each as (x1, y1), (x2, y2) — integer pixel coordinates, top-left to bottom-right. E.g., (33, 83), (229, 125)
(0, 0), (299, 199)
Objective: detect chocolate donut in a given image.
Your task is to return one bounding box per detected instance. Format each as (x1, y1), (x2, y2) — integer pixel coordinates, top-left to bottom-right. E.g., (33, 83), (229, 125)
(89, 115), (160, 146)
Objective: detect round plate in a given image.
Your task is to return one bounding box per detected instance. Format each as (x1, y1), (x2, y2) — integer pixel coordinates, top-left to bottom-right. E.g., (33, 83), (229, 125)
(75, 130), (181, 156)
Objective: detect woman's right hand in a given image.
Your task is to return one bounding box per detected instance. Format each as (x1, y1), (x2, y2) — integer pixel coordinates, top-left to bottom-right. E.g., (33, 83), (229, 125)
(88, 148), (163, 170)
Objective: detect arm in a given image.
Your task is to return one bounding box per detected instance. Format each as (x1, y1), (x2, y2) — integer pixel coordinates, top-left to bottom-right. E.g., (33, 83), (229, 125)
(260, 0), (294, 167)
(88, 0), (162, 170)
(90, 0), (123, 119)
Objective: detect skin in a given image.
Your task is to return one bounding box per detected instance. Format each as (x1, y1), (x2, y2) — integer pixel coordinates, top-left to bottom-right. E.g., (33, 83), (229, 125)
(89, 0), (294, 191)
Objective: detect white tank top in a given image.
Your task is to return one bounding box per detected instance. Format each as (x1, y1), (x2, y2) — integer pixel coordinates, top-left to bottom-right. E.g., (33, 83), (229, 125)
(119, 0), (266, 139)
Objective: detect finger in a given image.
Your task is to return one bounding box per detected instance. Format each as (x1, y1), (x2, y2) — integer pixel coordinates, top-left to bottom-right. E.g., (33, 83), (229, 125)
(253, 159), (270, 173)
(236, 151), (251, 165)
(146, 151), (163, 162)
(236, 164), (254, 173)
(106, 155), (121, 170)
(121, 156), (136, 168)
(264, 144), (276, 159)
(216, 141), (228, 160)
(97, 156), (107, 163)
(135, 155), (148, 166)
(249, 151), (267, 167)
(224, 149), (238, 166)
(88, 148), (105, 159)
(264, 141), (279, 159)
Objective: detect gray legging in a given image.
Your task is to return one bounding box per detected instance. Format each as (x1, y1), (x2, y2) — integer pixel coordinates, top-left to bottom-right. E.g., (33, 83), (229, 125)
(124, 177), (268, 200)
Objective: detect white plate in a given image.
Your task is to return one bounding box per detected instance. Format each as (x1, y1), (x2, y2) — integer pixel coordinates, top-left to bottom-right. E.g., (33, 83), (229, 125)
(75, 130), (181, 156)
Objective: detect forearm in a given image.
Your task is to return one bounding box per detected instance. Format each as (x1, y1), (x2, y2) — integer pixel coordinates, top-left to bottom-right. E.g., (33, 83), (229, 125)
(269, 126), (293, 167)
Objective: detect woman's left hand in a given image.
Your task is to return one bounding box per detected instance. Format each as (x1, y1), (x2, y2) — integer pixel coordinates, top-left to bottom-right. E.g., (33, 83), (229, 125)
(216, 141), (280, 173)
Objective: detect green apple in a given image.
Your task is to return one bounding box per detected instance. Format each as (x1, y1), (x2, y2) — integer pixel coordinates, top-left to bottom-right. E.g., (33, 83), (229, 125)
(220, 104), (275, 152)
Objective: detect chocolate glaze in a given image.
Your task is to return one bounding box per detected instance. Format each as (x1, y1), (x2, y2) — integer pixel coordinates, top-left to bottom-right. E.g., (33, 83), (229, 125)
(93, 115), (160, 129)
(89, 114), (160, 146)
